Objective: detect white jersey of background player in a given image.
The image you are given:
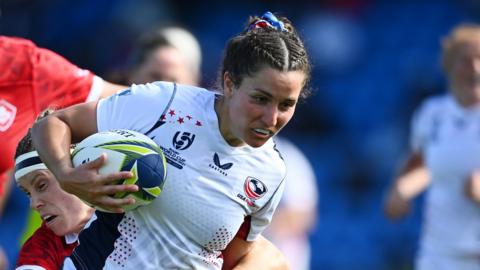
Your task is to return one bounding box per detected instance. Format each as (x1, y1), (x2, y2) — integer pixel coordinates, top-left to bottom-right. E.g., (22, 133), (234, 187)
(411, 95), (480, 270)
(383, 24), (480, 270)
(62, 82), (286, 269)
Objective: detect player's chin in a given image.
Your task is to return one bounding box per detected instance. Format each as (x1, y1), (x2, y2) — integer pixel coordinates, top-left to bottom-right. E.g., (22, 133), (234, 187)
(47, 218), (67, 236)
(245, 136), (270, 148)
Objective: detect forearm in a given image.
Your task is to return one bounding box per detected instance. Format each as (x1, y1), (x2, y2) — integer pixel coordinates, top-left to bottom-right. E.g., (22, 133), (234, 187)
(384, 152), (429, 220)
(392, 167), (430, 200)
(229, 236), (289, 270)
(99, 81), (127, 99)
(31, 114), (73, 179)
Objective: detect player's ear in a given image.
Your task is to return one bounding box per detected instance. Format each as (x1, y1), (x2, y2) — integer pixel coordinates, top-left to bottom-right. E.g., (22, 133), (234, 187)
(223, 72), (235, 98)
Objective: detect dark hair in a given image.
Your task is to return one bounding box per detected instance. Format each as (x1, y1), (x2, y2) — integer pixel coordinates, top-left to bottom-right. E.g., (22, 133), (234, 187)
(14, 109), (54, 159)
(130, 32), (171, 68)
(218, 13), (312, 99)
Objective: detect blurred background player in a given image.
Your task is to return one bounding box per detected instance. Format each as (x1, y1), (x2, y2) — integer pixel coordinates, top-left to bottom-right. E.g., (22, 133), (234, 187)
(107, 25), (202, 86)
(128, 26), (201, 86)
(122, 24), (318, 270)
(0, 36), (125, 269)
(384, 24), (480, 270)
(264, 137), (318, 270)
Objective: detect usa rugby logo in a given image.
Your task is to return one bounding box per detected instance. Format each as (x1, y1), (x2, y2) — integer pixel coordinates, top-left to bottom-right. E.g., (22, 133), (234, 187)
(0, 99), (16, 132)
(244, 177), (267, 200)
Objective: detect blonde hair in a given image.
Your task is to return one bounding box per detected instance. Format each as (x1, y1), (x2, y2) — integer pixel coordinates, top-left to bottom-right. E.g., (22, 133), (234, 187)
(442, 24), (480, 72)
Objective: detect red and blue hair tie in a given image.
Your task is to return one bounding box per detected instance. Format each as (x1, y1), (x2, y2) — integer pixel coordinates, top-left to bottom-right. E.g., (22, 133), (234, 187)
(248, 11), (288, 33)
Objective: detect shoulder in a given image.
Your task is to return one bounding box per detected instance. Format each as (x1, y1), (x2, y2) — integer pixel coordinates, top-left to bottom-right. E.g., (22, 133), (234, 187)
(273, 137), (304, 160)
(416, 94), (450, 115)
(16, 223), (64, 269)
(413, 94), (451, 122)
(0, 36), (36, 51)
(257, 139), (287, 178)
(127, 82), (211, 99)
(0, 36), (37, 82)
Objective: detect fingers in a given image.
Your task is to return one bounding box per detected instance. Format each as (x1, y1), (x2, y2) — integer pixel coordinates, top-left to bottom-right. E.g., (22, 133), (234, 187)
(83, 152), (107, 169)
(98, 171), (135, 185)
(99, 182), (139, 195)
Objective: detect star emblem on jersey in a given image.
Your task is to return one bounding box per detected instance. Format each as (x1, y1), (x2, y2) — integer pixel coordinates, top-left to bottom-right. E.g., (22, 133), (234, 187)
(0, 99), (16, 132)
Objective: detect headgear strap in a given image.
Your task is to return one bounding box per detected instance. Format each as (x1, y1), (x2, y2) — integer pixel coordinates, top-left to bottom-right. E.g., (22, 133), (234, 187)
(14, 151), (48, 182)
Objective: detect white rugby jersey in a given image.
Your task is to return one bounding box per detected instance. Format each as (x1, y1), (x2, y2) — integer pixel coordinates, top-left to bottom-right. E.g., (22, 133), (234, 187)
(66, 82), (286, 269)
(412, 94), (480, 260)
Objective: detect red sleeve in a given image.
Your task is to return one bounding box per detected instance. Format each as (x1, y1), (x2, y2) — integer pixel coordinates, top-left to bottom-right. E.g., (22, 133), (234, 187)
(32, 43), (96, 111)
(16, 223), (77, 270)
(0, 37), (98, 190)
(0, 173), (7, 197)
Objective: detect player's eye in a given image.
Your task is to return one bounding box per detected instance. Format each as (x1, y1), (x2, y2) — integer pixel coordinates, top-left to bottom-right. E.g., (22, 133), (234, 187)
(36, 181), (47, 192)
(252, 95), (268, 104)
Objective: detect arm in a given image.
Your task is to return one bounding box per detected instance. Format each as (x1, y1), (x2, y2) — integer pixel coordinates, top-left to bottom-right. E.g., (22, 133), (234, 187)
(99, 81), (127, 99)
(384, 151), (430, 220)
(465, 171), (480, 205)
(0, 247), (7, 270)
(265, 207), (316, 239)
(222, 236), (288, 270)
(31, 102), (137, 212)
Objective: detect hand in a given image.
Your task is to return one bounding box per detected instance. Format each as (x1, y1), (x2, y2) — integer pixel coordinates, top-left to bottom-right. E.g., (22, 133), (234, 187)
(384, 187), (411, 220)
(58, 153), (138, 213)
(0, 247), (8, 270)
(465, 171), (480, 204)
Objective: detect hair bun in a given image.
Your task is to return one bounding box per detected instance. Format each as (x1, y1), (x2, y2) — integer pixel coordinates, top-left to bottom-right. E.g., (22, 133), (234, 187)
(246, 11), (289, 33)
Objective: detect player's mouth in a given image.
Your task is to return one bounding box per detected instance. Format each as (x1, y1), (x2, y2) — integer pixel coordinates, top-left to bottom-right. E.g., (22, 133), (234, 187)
(42, 214), (58, 225)
(252, 128), (273, 138)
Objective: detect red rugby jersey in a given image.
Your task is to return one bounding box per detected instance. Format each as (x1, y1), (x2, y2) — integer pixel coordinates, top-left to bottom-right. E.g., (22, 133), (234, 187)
(16, 222), (77, 270)
(0, 36), (97, 194)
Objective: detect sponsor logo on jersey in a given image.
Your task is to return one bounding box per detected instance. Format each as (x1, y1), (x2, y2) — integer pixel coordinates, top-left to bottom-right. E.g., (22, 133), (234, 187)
(237, 177), (267, 208)
(209, 153), (233, 176)
(173, 131), (195, 150)
(0, 99), (16, 132)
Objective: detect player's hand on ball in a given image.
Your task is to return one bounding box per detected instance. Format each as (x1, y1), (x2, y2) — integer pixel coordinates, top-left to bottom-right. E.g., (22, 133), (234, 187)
(59, 153), (138, 213)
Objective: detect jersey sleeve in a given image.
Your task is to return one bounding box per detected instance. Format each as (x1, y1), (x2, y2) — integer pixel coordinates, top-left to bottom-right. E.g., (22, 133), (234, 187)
(410, 97), (439, 152)
(32, 46), (97, 110)
(241, 180), (286, 242)
(97, 81), (176, 133)
(15, 223), (69, 270)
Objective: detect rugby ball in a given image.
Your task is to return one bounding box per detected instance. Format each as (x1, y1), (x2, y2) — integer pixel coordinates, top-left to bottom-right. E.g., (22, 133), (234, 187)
(71, 129), (167, 212)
